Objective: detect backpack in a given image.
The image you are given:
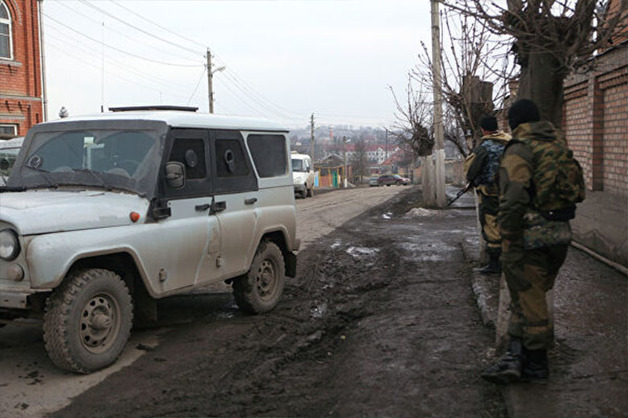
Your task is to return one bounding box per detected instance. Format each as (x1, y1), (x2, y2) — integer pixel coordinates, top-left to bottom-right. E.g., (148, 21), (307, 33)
(475, 139), (506, 188)
(520, 136), (585, 221)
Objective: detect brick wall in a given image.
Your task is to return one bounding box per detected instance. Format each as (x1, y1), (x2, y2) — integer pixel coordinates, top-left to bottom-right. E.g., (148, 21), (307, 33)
(0, 0), (44, 137)
(563, 43), (628, 197)
(602, 75), (628, 195)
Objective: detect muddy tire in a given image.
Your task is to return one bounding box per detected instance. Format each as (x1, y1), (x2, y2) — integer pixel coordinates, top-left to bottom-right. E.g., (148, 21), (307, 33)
(306, 186), (314, 198)
(233, 241), (285, 314)
(43, 269), (133, 374)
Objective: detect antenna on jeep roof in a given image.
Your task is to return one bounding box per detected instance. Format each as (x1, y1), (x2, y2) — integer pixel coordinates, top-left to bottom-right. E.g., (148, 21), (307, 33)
(108, 105), (199, 112)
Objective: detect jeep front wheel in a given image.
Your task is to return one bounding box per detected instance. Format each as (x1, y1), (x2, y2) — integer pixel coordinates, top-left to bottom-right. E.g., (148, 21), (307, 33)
(233, 241), (285, 314)
(43, 269), (133, 374)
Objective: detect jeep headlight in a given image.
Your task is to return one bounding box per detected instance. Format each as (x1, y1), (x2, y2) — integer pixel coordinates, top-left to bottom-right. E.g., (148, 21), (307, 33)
(0, 229), (20, 261)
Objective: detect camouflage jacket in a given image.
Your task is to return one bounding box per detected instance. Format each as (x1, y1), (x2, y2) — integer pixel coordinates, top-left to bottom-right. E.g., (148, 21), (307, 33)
(498, 121), (572, 249)
(464, 131), (511, 196)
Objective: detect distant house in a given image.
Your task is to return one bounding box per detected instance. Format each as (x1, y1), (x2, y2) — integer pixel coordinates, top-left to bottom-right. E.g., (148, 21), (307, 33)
(0, 0), (44, 138)
(315, 154), (348, 188)
(341, 143), (400, 165)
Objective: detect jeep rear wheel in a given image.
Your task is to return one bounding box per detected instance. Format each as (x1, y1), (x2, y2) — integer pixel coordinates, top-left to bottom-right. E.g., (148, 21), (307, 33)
(43, 269), (133, 374)
(233, 241), (285, 314)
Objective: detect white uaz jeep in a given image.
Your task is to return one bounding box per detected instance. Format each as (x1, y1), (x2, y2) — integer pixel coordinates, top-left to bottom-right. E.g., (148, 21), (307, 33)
(0, 106), (299, 373)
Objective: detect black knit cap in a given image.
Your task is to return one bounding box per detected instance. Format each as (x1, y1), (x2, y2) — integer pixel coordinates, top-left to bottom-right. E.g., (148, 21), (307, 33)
(480, 115), (498, 132)
(508, 99), (540, 130)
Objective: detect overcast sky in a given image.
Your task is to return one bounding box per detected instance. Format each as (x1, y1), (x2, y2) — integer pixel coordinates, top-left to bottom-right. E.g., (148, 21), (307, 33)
(42, 0), (433, 129)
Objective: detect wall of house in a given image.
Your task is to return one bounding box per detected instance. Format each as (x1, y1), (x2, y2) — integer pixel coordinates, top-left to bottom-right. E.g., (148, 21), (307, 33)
(563, 44), (628, 197)
(0, 0), (43, 137)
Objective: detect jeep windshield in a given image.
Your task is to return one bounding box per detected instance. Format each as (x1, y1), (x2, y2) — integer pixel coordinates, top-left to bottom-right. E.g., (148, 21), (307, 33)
(7, 120), (167, 199)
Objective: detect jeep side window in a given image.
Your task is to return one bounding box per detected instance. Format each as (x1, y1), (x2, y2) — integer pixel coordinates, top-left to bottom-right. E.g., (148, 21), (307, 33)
(211, 132), (258, 194)
(164, 130), (211, 198)
(247, 134), (287, 178)
(215, 139), (249, 178)
(169, 137), (207, 179)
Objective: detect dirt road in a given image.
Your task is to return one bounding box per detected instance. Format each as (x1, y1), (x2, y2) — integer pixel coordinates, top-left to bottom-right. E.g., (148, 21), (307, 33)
(0, 185), (407, 417)
(296, 185), (408, 250)
(51, 187), (507, 417)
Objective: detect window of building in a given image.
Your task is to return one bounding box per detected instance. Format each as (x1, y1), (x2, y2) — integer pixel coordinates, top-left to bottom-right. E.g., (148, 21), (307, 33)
(0, 124), (17, 136)
(0, 1), (12, 60)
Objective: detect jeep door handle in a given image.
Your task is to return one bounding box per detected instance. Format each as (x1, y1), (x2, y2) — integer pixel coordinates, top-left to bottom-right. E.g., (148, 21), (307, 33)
(212, 201), (227, 213)
(244, 198), (258, 205)
(195, 203), (211, 211)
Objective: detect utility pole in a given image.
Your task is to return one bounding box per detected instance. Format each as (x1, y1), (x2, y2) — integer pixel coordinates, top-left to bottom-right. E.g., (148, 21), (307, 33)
(385, 128), (388, 164)
(430, 0), (446, 207)
(37, 0), (48, 121)
(206, 48), (225, 114)
(310, 113), (315, 158)
(343, 136), (348, 188)
(207, 49), (214, 113)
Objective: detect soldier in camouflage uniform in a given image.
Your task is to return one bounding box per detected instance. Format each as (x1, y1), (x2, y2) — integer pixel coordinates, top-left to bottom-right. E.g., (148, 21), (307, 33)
(481, 99), (581, 384)
(464, 115), (511, 275)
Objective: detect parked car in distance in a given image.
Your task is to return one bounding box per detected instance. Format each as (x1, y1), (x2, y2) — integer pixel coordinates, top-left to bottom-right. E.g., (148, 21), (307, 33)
(369, 176), (379, 187)
(291, 152), (315, 198)
(393, 174), (411, 185)
(377, 174), (407, 186)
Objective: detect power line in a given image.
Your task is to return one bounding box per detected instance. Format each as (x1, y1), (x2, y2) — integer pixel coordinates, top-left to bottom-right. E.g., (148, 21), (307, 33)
(43, 13), (203, 68)
(187, 67), (208, 106)
(45, 41), (190, 102)
(45, 27), (195, 97)
(109, 0), (207, 50)
(78, 0), (202, 57)
(53, 1), (201, 64)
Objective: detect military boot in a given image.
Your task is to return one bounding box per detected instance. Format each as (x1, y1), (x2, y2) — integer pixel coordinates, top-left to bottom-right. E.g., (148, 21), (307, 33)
(522, 349), (549, 383)
(481, 338), (522, 384)
(478, 249), (501, 275)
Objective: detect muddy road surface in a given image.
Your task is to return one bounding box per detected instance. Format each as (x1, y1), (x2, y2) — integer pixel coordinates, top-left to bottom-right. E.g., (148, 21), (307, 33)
(51, 187), (506, 417)
(0, 186), (407, 417)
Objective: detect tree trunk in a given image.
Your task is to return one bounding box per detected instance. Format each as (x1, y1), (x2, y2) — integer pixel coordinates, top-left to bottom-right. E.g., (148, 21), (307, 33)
(517, 52), (565, 128)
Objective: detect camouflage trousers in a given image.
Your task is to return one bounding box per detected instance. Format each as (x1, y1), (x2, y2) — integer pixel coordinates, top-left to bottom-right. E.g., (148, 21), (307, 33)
(477, 191), (501, 251)
(501, 239), (569, 350)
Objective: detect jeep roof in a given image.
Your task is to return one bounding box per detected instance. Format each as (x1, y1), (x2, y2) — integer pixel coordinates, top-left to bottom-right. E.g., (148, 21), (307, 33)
(44, 110), (290, 133)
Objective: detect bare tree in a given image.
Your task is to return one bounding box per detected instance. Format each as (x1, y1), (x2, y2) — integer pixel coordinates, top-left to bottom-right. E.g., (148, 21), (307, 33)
(414, 10), (517, 152)
(442, 0), (628, 126)
(350, 139), (369, 183)
(390, 10), (516, 159)
(388, 79), (434, 159)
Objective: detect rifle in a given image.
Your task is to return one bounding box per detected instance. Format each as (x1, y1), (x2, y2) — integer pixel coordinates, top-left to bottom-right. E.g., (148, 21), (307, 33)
(446, 183), (473, 206)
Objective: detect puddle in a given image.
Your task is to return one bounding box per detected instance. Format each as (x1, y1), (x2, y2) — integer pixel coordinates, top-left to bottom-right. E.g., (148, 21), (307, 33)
(346, 246), (380, 258)
(398, 242), (458, 262)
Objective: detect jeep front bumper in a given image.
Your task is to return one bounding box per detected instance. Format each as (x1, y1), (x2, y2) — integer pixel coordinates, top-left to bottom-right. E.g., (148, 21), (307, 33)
(0, 288), (34, 309)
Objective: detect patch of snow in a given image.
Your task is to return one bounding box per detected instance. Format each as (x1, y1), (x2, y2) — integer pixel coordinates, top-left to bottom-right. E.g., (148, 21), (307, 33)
(404, 208), (437, 218)
(311, 302), (328, 319)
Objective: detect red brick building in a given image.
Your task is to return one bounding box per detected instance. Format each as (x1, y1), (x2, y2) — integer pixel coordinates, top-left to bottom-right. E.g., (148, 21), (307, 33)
(563, 0), (627, 267)
(0, 0), (44, 139)
(563, 1), (628, 197)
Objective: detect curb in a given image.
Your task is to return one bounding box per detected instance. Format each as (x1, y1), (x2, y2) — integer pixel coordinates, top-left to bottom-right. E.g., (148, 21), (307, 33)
(461, 237), (499, 329)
